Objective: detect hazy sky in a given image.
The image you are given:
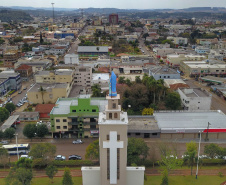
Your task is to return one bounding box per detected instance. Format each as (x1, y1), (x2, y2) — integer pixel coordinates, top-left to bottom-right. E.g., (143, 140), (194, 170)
(1, 0), (226, 9)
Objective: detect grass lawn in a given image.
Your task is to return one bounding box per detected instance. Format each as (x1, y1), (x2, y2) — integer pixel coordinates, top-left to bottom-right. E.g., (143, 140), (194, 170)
(0, 175), (225, 185)
(145, 175), (226, 185)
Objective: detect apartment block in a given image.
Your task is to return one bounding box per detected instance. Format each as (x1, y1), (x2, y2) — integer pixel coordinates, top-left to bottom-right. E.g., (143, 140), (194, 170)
(74, 67), (92, 87)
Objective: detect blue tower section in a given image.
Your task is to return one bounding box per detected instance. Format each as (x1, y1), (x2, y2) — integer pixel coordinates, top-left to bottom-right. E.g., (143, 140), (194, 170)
(109, 71), (117, 97)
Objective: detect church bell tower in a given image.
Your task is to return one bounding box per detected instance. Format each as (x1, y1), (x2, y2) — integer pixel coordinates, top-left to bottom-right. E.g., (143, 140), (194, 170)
(98, 71), (128, 185)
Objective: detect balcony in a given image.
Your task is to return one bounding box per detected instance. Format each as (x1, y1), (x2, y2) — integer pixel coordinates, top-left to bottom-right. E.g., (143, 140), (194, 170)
(68, 122), (79, 125)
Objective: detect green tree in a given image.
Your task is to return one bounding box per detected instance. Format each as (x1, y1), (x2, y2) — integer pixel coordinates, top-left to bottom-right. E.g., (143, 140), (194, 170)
(135, 76), (142, 83)
(23, 124), (37, 141)
(118, 77), (125, 84)
(0, 130), (4, 139)
(46, 164), (58, 183)
(204, 143), (220, 159)
(29, 143), (56, 168)
(142, 33), (149, 40)
(165, 92), (181, 110)
(127, 138), (149, 165)
(13, 37), (23, 43)
(160, 169), (169, 185)
(0, 107), (10, 122)
(4, 127), (15, 141)
(91, 84), (102, 97)
(6, 167), (33, 185)
(5, 103), (16, 114)
(62, 167), (73, 185)
(125, 79), (132, 86)
(16, 157), (32, 169)
(85, 139), (99, 160)
(36, 124), (49, 140)
(183, 141), (197, 175)
(0, 147), (8, 168)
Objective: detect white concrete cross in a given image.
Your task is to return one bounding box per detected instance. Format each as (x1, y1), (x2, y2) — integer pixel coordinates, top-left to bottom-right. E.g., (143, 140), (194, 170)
(103, 131), (124, 184)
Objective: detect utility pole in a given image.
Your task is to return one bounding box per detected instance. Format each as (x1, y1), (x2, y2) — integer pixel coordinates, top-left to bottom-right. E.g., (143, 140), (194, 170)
(14, 133), (19, 160)
(205, 122), (211, 142)
(196, 131), (202, 179)
(51, 3), (55, 25)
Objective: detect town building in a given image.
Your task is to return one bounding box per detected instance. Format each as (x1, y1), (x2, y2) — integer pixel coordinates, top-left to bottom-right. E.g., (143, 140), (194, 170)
(35, 104), (55, 119)
(27, 83), (71, 104)
(178, 88), (212, 110)
(167, 36), (188, 45)
(74, 67), (92, 87)
(13, 112), (39, 121)
(64, 54), (79, 64)
(81, 71), (145, 185)
(166, 54), (206, 67)
(149, 66), (180, 80)
(15, 64), (33, 81)
(35, 69), (74, 86)
(109, 14), (119, 25)
(77, 46), (109, 57)
(0, 71), (21, 96)
(164, 79), (189, 90)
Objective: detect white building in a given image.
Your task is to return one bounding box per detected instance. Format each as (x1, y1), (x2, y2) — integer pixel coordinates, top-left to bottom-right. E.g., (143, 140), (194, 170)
(64, 54), (79, 64)
(178, 88), (212, 110)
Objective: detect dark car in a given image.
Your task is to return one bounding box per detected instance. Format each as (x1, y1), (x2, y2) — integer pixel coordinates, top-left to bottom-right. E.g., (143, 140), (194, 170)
(69, 155), (82, 160)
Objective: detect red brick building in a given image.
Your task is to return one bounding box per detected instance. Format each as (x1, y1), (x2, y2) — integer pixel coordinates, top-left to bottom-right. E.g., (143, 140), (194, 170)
(15, 64), (33, 81)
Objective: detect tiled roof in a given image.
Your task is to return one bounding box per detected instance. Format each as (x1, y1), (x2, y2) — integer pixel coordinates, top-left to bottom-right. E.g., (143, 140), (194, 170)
(35, 104), (55, 113)
(16, 64), (31, 70)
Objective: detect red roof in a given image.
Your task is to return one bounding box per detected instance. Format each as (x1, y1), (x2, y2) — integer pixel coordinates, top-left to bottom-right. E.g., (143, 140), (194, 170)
(16, 64), (32, 70)
(35, 104), (55, 114)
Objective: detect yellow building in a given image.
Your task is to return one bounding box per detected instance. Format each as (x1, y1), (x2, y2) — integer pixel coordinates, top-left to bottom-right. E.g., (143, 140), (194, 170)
(27, 83), (70, 104)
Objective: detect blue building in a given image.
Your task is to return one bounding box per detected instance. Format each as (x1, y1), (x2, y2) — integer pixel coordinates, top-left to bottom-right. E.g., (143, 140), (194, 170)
(54, 33), (75, 39)
(149, 66), (180, 80)
(0, 71), (21, 96)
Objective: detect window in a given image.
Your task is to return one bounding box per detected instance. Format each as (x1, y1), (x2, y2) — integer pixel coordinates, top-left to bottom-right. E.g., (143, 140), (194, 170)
(92, 109), (96, 112)
(164, 76), (166, 78)
(63, 119), (67, 122)
(135, 133), (140, 135)
(72, 110), (76, 112)
(117, 135), (120, 140)
(109, 113), (112, 119)
(56, 126), (60, 129)
(168, 76), (170, 78)
(114, 113), (117, 118)
(90, 125), (96, 129)
(63, 126), (67, 129)
(56, 119), (60, 122)
(49, 94), (53, 99)
(87, 109), (89, 111)
(107, 135), (109, 140)
(36, 94), (38, 99)
(112, 103), (116, 109)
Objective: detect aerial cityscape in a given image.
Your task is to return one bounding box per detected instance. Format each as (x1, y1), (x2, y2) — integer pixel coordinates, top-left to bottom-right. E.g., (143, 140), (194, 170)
(0, 1), (226, 185)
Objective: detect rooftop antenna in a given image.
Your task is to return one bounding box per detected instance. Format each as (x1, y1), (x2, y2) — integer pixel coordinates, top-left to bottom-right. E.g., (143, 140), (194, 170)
(51, 3), (55, 25)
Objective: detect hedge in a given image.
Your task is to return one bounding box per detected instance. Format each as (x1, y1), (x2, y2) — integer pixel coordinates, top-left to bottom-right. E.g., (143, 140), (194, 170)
(51, 160), (98, 167)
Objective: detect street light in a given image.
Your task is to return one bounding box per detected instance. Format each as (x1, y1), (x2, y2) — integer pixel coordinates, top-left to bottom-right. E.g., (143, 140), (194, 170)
(14, 133), (19, 160)
(196, 131), (202, 179)
(205, 122), (211, 142)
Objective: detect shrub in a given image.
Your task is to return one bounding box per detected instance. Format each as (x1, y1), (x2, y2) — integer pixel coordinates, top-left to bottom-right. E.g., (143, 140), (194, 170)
(218, 171), (224, 177)
(51, 160), (96, 167)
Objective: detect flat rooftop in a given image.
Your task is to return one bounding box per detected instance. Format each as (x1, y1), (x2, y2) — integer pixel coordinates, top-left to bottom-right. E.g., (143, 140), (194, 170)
(150, 66), (178, 74)
(128, 116), (159, 133)
(180, 88), (210, 97)
(29, 83), (68, 93)
(155, 111), (226, 133)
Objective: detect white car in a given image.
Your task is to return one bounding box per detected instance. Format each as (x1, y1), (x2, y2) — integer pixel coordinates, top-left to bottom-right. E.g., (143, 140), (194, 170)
(55, 155), (66, 160)
(20, 155), (32, 159)
(72, 139), (83, 144)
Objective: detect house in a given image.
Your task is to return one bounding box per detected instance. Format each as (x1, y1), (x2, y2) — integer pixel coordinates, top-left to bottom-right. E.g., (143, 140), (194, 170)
(195, 46), (210, 54)
(149, 66), (180, 80)
(64, 54), (79, 64)
(178, 88), (212, 110)
(74, 67), (92, 87)
(15, 64), (33, 81)
(77, 46), (109, 57)
(164, 79), (189, 90)
(35, 104), (55, 118)
(13, 112), (39, 121)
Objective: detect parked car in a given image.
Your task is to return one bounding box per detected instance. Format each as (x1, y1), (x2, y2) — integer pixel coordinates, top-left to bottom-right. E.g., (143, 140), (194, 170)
(55, 155), (66, 161)
(0, 140), (9, 145)
(72, 139), (83, 144)
(23, 87), (27, 90)
(20, 155), (32, 159)
(69, 155), (82, 160)
(18, 91), (22, 94)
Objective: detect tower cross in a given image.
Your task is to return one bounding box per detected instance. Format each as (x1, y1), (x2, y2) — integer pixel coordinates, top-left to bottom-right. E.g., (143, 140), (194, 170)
(103, 131), (123, 184)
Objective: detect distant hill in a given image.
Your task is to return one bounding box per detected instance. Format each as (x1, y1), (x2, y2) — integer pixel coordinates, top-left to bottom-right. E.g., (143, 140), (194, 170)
(0, 6), (77, 11)
(0, 9), (33, 22)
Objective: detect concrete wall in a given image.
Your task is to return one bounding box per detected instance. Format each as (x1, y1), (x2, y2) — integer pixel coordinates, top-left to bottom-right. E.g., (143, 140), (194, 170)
(126, 167), (145, 185)
(82, 167), (100, 185)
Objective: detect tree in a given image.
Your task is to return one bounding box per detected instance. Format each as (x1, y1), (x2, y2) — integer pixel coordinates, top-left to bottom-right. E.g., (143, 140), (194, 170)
(91, 84), (102, 97)
(142, 108), (154, 115)
(142, 33), (149, 40)
(39, 86), (46, 104)
(204, 143), (220, 159)
(5, 103), (16, 114)
(5, 167), (33, 185)
(46, 164), (58, 183)
(29, 143), (56, 167)
(160, 169), (169, 185)
(127, 138), (149, 165)
(23, 124), (37, 141)
(36, 124), (49, 140)
(125, 79), (132, 86)
(0, 107), (10, 123)
(118, 77), (125, 84)
(135, 76), (142, 83)
(0, 147), (8, 169)
(4, 127), (15, 141)
(85, 139), (99, 160)
(0, 130), (4, 139)
(165, 92), (181, 110)
(62, 167), (73, 185)
(183, 141), (197, 175)
(16, 157), (32, 169)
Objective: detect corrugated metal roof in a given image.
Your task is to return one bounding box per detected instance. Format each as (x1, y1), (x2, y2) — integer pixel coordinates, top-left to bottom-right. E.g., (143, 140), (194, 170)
(77, 46), (109, 53)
